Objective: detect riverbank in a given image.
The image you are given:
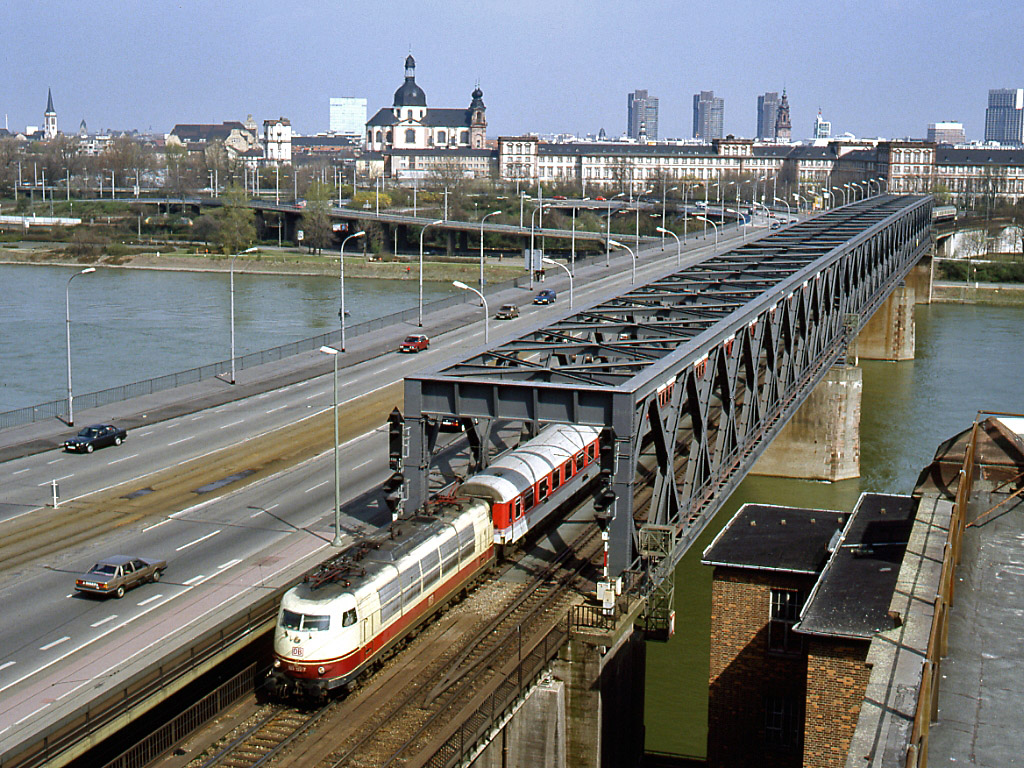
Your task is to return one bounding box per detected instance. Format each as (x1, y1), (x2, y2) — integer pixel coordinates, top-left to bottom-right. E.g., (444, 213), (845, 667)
(0, 241), (526, 283)
(931, 280), (1024, 305)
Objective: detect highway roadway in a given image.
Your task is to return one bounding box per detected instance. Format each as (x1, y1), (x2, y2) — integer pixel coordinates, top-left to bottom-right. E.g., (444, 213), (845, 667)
(0, 222), (758, 758)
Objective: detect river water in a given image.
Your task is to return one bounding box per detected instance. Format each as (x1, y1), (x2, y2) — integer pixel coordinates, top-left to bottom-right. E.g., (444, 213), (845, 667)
(0, 264), (457, 413)
(644, 302), (1024, 757)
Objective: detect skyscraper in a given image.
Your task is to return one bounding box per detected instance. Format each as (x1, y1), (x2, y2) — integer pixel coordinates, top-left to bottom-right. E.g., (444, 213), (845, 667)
(693, 91), (724, 140)
(330, 97), (367, 135)
(927, 122), (966, 144)
(774, 90), (792, 142)
(757, 92), (779, 140)
(813, 110), (831, 139)
(627, 90), (659, 141)
(984, 89), (1024, 145)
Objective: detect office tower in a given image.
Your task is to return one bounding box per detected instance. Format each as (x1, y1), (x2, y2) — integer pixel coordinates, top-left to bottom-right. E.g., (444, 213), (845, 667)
(775, 90), (791, 142)
(627, 90), (659, 141)
(757, 92), (779, 140)
(984, 89), (1024, 145)
(693, 90), (724, 140)
(329, 97), (368, 135)
(927, 122), (966, 144)
(813, 110), (831, 139)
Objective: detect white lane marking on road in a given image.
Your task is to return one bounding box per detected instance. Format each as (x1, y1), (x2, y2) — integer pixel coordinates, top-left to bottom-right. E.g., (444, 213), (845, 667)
(265, 404), (288, 414)
(0, 661), (15, 672)
(168, 436), (195, 446)
(183, 574), (207, 586)
(165, 422), (180, 429)
(143, 519), (171, 532)
(137, 594), (163, 606)
(304, 392), (320, 400)
(294, 380), (310, 388)
(218, 419), (245, 430)
(266, 503), (280, 510)
(136, 429), (153, 436)
(250, 502), (279, 517)
(38, 474), (73, 486)
(176, 529), (221, 551)
(354, 459), (372, 469)
(190, 415), (204, 421)
(108, 453), (139, 465)
(39, 637), (70, 651)
(12, 468), (30, 475)
(218, 559), (242, 570)
(305, 480), (329, 493)
(47, 458), (63, 465)
(90, 615), (118, 628)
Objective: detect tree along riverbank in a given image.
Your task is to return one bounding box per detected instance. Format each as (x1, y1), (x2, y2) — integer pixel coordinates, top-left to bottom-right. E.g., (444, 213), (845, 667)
(0, 241), (526, 282)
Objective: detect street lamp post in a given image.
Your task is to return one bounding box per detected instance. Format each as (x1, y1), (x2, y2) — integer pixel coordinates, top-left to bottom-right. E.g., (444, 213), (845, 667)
(529, 204), (549, 288)
(480, 209), (501, 296)
(542, 257), (574, 309)
(65, 267), (96, 426)
(229, 246), (259, 384)
(795, 193), (808, 213)
(608, 239), (637, 284)
(453, 281), (489, 343)
(697, 217), (719, 254)
(319, 345), (344, 547)
(419, 219), (444, 327)
(774, 196), (792, 219)
(339, 230), (366, 352)
(851, 182), (864, 202)
(832, 186), (845, 206)
(843, 184), (852, 204)
(656, 226), (681, 267)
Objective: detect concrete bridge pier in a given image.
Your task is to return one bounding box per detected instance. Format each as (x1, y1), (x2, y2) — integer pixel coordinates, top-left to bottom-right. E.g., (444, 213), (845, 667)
(752, 364), (863, 482)
(473, 606), (647, 768)
(858, 282), (915, 360)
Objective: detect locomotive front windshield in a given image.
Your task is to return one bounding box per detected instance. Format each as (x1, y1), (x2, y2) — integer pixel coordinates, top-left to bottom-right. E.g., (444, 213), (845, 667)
(281, 609), (330, 631)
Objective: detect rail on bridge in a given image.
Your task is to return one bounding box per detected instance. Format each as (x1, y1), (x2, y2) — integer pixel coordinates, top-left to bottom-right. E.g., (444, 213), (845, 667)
(401, 194), (933, 621)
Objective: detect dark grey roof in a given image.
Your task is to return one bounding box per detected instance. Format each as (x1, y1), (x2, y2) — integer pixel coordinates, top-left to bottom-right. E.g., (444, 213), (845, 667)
(784, 145), (838, 160)
(421, 108), (473, 127)
(394, 77), (427, 108)
(292, 135), (359, 147)
(367, 108), (398, 127)
(470, 87), (485, 110)
(796, 493), (916, 640)
(937, 147), (1024, 165)
(752, 145), (793, 157)
(536, 143), (714, 158)
(170, 122), (247, 142)
(701, 503), (847, 574)
(839, 149), (878, 163)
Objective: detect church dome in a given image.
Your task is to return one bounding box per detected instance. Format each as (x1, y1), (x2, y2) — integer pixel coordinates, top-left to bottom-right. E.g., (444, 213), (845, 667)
(394, 79), (427, 107)
(470, 86), (485, 110)
(394, 55), (427, 108)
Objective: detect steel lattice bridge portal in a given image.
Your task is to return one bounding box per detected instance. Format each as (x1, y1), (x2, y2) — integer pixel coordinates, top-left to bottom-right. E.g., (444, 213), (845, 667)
(402, 194), (933, 616)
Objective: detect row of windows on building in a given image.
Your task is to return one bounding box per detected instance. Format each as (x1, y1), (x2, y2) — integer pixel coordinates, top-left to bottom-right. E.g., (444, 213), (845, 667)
(372, 128), (471, 145)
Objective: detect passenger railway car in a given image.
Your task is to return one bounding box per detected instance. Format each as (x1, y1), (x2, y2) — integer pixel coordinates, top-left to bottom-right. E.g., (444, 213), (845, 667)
(458, 424), (602, 547)
(265, 500), (493, 700)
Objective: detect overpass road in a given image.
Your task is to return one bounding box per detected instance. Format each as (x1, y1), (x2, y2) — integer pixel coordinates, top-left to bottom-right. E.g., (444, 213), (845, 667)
(0, 218), (762, 760)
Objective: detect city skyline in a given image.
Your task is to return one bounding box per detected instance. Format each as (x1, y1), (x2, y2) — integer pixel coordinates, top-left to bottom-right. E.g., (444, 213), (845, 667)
(4, 0), (1023, 142)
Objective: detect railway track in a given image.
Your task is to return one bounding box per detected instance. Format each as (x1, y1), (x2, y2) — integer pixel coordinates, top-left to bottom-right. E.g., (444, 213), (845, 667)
(198, 704), (331, 768)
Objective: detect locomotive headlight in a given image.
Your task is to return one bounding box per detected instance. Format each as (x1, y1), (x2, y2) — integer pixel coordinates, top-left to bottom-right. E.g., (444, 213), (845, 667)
(318, 666), (326, 675)
(273, 659), (281, 668)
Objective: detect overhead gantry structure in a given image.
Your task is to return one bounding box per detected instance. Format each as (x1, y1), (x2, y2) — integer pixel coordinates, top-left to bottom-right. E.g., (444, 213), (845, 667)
(400, 195), (933, 614)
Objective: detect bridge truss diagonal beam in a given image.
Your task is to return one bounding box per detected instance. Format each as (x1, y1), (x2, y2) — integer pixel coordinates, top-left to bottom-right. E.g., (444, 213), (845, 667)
(402, 194), (934, 599)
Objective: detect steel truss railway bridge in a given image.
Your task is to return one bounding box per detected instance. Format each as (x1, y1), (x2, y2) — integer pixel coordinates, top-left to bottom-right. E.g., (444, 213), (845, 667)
(403, 194), (933, 627)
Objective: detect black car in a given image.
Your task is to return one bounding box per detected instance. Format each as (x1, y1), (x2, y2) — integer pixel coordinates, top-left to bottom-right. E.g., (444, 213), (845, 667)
(533, 289), (557, 305)
(64, 424), (127, 453)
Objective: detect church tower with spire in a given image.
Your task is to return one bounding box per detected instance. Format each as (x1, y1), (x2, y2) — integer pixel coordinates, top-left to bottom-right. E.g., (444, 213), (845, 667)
(44, 88), (58, 140)
(774, 89), (791, 143)
(469, 84), (487, 148)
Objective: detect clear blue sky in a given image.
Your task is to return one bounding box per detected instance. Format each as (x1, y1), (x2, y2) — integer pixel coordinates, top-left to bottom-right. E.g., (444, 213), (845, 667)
(5, 0), (1022, 142)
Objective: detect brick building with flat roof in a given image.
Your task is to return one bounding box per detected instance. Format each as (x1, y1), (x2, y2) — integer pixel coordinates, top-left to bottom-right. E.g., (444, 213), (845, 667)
(702, 493), (916, 768)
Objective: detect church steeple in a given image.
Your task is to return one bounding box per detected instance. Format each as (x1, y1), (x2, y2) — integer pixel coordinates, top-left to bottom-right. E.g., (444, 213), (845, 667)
(44, 88), (58, 140)
(774, 89), (791, 143)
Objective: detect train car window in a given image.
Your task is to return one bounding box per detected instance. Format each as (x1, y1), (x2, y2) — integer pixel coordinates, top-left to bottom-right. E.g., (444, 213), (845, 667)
(342, 609), (357, 627)
(513, 497), (523, 520)
(563, 460), (573, 482)
(400, 565), (421, 600)
(574, 452), (584, 473)
(457, 525), (475, 559)
(522, 486), (535, 510)
(538, 477), (549, 500)
(586, 443), (597, 463)
(281, 609), (303, 630)
(422, 548), (441, 589)
(379, 579), (402, 622)
(441, 534), (460, 573)
(284, 613), (329, 631)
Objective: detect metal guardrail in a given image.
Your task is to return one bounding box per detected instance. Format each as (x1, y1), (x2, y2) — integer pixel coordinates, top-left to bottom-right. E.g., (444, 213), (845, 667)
(0, 594), (282, 768)
(98, 664), (259, 768)
(423, 623), (568, 768)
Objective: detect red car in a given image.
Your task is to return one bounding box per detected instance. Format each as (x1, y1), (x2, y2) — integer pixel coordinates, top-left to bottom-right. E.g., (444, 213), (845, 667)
(594, 196), (607, 201)
(399, 334), (430, 353)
